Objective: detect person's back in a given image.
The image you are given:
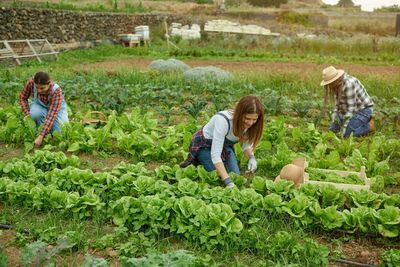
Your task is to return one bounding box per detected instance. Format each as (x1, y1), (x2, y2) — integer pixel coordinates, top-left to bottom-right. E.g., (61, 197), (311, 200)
(321, 66), (375, 138)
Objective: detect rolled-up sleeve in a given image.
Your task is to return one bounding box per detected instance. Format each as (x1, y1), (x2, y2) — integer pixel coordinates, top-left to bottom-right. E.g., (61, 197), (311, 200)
(19, 79), (34, 116)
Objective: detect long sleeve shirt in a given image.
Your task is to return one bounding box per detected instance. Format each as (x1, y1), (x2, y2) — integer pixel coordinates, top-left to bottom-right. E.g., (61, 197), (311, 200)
(203, 110), (252, 164)
(332, 73), (374, 130)
(19, 79), (64, 137)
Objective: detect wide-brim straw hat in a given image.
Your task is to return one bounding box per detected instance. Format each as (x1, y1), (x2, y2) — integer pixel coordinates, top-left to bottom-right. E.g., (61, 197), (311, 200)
(320, 66), (345, 86)
(275, 158), (306, 187)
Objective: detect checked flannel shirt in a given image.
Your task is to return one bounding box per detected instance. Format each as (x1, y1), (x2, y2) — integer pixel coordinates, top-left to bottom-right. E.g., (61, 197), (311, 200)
(19, 79), (64, 137)
(332, 73), (374, 130)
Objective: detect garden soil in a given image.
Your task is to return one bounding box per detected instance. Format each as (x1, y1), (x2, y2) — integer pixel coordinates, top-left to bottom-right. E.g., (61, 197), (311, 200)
(81, 59), (400, 78)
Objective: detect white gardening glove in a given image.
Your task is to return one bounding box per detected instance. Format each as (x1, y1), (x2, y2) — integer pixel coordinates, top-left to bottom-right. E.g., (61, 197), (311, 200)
(247, 155), (257, 173)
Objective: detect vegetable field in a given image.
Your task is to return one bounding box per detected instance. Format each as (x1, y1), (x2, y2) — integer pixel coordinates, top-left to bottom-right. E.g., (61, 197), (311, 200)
(0, 39), (400, 266)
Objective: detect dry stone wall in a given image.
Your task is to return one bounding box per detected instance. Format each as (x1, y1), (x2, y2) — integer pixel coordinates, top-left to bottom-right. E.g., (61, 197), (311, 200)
(0, 7), (188, 43)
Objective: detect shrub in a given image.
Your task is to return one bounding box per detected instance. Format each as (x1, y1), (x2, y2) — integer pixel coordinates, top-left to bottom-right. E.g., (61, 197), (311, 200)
(246, 0), (288, 8)
(278, 11), (311, 26)
(183, 66), (233, 83)
(148, 59), (190, 74)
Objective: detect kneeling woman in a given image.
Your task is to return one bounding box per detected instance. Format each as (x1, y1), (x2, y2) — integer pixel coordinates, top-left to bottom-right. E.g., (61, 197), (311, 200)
(180, 95), (265, 188)
(19, 71), (69, 147)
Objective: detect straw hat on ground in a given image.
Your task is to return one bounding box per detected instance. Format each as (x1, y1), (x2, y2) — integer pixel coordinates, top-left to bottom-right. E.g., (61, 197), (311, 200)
(275, 158), (306, 187)
(320, 66), (345, 86)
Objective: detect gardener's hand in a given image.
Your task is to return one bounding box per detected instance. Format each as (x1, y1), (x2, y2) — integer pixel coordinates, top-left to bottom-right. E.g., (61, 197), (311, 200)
(247, 154), (257, 173)
(34, 135), (44, 147)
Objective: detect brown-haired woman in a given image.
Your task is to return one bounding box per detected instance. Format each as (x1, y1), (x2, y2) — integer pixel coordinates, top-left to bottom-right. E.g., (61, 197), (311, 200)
(180, 95), (265, 188)
(19, 71), (69, 147)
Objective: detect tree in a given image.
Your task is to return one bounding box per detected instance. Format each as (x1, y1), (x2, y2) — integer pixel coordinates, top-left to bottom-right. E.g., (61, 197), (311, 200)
(337, 0), (354, 8)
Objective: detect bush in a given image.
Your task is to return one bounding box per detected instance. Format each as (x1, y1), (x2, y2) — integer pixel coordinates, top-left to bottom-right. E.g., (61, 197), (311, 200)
(183, 66), (233, 83)
(246, 0), (288, 8)
(148, 59), (190, 74)
(278, 11), (311, 26)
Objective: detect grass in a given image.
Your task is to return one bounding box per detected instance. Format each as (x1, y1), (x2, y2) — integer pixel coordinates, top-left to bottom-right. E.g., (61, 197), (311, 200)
(329, 17), (396, 36)
(5, 0), (148, 13)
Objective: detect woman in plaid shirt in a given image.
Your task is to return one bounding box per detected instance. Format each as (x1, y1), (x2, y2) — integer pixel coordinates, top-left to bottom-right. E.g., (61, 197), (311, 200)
(19, 71), (69, 147)
(321, 66), (375, 138)
(180, 95), (265, 188)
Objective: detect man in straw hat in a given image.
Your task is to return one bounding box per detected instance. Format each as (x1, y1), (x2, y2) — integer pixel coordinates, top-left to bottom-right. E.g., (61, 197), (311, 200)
(321, 66), (375, 138)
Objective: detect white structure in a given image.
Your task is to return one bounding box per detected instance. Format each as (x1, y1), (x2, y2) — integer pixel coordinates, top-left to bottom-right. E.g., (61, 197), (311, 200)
(135, 25), (150, 41)
(204, 20), (280, 36)
(170, 23), (201, 40)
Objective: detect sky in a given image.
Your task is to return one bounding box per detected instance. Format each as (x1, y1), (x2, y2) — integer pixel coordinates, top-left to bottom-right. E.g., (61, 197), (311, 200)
(322, 0), (400, 11)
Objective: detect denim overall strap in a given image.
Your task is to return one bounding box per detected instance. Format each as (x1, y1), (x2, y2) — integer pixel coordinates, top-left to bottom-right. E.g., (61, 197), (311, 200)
(33, 83), (62, 108)
(30, 83), (68, 134)
(216, 112), (238, 147)
(184, 112), (236, 167)
(217, 112), (231, 133)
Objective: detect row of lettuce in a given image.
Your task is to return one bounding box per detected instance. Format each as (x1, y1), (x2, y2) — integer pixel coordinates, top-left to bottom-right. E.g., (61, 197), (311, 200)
(1, 151), (399, 241)
(0, 106), (399, 185)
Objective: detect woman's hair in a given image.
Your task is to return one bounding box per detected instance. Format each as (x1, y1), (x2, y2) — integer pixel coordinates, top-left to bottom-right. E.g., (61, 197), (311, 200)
(323, 76), (343, 111)
(232, 95), (265, 147)
(33, 71), (50, 85)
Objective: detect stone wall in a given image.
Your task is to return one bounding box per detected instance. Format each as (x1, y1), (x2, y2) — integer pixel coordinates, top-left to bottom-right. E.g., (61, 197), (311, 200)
(0, 7), (189, 44)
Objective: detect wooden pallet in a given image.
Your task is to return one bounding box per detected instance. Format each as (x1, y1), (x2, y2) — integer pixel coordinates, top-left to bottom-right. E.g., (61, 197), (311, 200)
(0, 39), (58, 65)
(304, 166), (371, 191)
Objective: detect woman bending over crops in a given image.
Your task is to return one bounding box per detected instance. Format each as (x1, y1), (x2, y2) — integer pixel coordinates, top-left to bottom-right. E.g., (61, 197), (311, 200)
(180, 95), (265, 188)
(19, 71), (69, 147)
(321, 66), (375, 138)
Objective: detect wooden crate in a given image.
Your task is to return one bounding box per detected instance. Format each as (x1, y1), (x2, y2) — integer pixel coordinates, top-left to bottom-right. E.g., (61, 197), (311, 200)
(304, 165), (371, 191)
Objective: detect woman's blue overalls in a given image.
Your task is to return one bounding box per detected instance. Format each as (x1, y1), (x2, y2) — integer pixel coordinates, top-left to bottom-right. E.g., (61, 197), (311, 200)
(30, 83), (69, 133)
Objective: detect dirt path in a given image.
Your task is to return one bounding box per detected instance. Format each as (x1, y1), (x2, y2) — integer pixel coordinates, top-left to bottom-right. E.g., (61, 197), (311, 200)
(79, 58), (400, 78)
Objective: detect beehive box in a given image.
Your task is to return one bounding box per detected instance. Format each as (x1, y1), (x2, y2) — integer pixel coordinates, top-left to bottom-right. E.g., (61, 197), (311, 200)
(304, 166), (371, 191)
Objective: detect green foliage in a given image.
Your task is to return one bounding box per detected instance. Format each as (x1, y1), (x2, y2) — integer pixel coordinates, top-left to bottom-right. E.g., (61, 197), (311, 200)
(247, 0), (288, 8)
(83, 254), (110, 267)
(148, 59), (190, 74)
(20, 238), (74, 267)
(0, 247), (7, 267)
(337, 0), (355, 8)
(307, 168), (364, 185)
(381, 249), (400, 267)
(375, 5), (400, 12)
(121, 250), (200, 267)
(183, 98), (207, 119)
(183, 66), (233, 84)
(278, 11), (311, 26)
(8, 0), (147, 13)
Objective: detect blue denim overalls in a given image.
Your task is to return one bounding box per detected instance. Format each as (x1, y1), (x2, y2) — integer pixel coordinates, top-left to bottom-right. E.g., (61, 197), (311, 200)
(29, 83), (69, 133)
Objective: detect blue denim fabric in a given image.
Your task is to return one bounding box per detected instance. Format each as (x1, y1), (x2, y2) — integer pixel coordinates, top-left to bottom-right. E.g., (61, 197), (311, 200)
(30, 84), (69, 133)
(329, 107), (373, 138)
(30, 100), (68, 133)
(197, 146), (240, 175)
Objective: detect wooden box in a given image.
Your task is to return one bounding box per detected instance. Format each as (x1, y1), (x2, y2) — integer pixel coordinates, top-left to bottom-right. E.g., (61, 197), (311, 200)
(304, 165), (371, 191)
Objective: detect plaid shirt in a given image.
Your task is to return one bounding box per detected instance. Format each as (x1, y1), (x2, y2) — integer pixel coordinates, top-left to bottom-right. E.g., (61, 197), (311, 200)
(19, 79), (64, 136)
(332, 73), (374, 129)
(185, 127), (233, 166)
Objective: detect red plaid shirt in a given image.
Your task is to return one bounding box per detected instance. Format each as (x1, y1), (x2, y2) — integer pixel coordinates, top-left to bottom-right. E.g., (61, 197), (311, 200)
(19, 79), (64, 136)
